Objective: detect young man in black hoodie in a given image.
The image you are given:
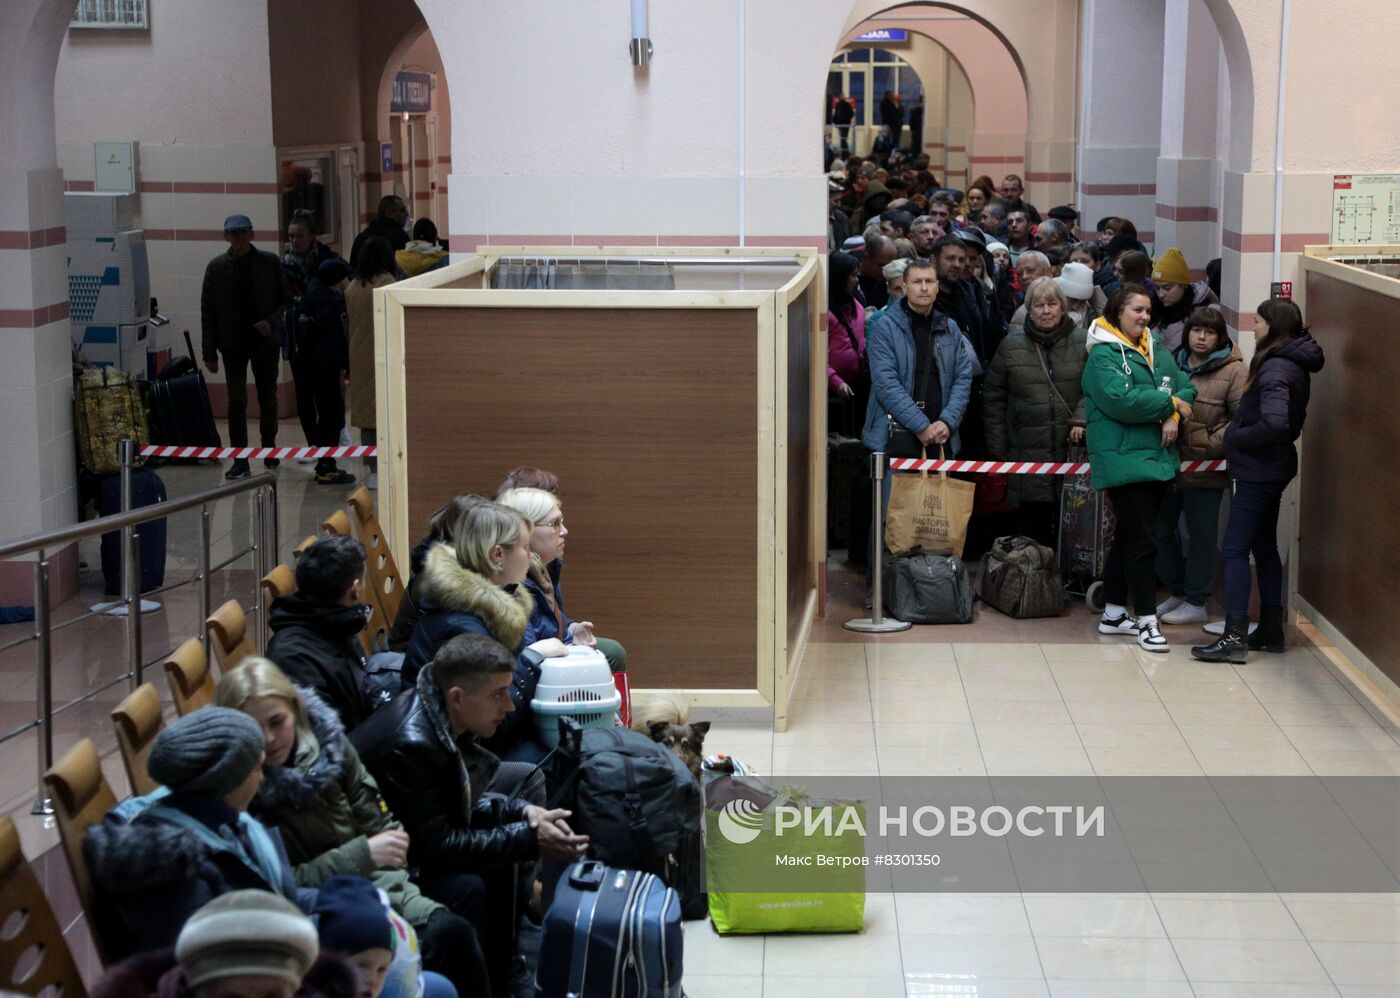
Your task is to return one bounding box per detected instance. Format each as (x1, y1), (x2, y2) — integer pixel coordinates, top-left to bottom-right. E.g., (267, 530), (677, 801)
(266, 536), (382, 729)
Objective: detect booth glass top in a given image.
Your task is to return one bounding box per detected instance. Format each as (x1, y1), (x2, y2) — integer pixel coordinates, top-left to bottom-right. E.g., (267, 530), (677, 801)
(489, 256), (803, 292)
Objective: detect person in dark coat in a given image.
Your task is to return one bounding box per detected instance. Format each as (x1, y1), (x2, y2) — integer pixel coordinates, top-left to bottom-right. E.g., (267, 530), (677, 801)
(266, 536), (381, 730)
(880, 91), (904, 150)
(282, 211), (341, 297)
(349, 196), (409, 268)
(401, 501), (570, 762)
(1194, 298), (1324, 663)
(201, 214), (294, 480)
(84, 709), (319, 959)
(982, 277), (1088, 547)
(290, 259), (356, 485)
(831, 93), (855, 155)
(908, 93), (925, 156)
(352, 634), (588, 995)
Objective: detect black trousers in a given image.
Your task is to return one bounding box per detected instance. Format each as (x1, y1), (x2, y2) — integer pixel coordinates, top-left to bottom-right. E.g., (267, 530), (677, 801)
(290, 353), (345, 448)
(418, 867), (517, 998)
(1104, 480), (1168, 616)
(418, 908), (492, 998)
(221, 336), (281, 448)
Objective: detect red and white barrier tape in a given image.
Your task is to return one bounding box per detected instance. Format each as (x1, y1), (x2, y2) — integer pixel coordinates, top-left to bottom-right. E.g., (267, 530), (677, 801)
(139, 445), (378, 460)
(887, 458), (1227, 474)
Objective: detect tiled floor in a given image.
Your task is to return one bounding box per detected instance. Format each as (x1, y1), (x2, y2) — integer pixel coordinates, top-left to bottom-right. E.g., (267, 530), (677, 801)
(5, 427), (1400, 995)
(677, 553), (1400, 996)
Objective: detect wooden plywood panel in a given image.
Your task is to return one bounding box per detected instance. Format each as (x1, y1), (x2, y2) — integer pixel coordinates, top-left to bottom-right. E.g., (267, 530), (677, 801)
(403, 306), (760, 690)
(1299, 271), (1400, 685)
(785, 285), (814, 652)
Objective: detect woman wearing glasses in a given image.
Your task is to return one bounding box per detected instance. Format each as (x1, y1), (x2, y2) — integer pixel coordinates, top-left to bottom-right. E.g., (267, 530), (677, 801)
(497, 487), (628, 677)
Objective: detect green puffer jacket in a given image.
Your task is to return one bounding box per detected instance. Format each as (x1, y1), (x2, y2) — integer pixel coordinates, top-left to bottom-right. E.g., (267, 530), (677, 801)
(247, 688), (442, 928)
(1081, 317), (1196, 490)
(982, 315), (1088, 506)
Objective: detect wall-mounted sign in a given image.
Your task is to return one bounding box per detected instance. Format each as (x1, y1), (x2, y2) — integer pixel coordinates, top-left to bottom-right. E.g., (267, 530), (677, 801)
(390, 71), (432, 114)
(1331, 174), (1400, 245)
(381, 143), (394, 175)
(855, 28), (908, 43)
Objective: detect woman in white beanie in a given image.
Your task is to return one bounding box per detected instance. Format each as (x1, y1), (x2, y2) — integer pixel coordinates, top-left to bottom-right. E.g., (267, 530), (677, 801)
(1056, 261), (1104, 328)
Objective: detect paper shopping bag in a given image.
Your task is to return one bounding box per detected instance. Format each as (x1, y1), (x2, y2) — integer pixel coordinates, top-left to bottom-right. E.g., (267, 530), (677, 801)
(884, 448), (976, 557)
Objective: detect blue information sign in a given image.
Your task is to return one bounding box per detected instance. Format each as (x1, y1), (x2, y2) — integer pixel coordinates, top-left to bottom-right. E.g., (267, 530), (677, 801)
(390, 71), (432, 113)
(855, 28), (908, 42)
(381, 142), (393, 174)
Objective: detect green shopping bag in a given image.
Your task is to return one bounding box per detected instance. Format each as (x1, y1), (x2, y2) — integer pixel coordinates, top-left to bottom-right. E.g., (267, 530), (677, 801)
(703, 765), (866, 934)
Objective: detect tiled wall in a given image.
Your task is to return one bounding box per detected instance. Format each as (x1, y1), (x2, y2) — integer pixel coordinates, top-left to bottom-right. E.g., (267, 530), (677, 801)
(1155, 155), (1222, 280)
(447, 175), (827, 253)
(0, 166), (81, 600)
(1076, 145), (1161, 249)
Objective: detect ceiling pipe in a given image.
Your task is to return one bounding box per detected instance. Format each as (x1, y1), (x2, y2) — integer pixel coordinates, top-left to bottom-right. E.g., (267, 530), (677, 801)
(1272, 0), (1290, 283)
(630, 0), (653, 67)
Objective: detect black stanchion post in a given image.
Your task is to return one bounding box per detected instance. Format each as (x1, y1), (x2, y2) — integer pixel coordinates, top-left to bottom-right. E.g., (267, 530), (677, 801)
(844, 450), (911, 633)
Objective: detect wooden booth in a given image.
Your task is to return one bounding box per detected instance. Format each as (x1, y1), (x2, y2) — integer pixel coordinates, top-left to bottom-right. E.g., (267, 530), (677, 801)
(1297, 246), (1400, 699)
(374, 246), (825, 730)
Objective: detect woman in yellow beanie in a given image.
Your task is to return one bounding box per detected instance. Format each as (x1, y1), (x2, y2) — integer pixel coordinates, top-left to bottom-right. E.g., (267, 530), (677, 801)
(1150, 247), (1221, 352)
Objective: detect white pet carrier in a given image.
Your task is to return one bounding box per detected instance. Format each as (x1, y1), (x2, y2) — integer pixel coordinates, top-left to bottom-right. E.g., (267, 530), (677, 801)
(532, 645), (622, 746)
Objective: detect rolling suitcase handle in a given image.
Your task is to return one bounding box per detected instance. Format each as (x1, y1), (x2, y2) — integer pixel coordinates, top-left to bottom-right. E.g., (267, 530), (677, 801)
(568, 859), (607, 891)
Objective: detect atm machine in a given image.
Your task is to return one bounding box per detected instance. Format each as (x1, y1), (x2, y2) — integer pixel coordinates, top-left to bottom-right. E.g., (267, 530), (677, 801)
(65, 192), (159, 373)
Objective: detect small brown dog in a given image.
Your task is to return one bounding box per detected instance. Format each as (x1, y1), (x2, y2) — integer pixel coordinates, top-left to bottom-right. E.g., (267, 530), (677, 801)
(631, 692), (709, 779)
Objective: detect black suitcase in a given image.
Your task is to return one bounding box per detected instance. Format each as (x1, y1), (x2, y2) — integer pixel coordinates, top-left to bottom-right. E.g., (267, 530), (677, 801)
(535, 861), (683, 998)
(99, 469), (168, 595)
(149, 330), (221, 449)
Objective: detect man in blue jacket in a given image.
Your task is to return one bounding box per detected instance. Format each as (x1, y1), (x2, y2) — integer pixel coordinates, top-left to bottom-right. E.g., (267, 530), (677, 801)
(860, 257), (977, 591)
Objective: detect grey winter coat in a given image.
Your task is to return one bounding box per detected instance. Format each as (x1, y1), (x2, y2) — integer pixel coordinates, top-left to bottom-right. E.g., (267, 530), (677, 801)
(982, 315), (1088, 505)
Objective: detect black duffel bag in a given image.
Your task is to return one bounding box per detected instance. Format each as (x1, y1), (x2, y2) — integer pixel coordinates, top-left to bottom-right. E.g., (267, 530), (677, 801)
(548, 719), (706, 918)
(883, 547), (974, 624)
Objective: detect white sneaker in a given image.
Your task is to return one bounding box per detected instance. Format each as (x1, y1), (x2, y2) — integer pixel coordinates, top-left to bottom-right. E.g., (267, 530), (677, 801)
(1099, 613), (1139, 635)
(1138, 620), (1170, 652)
(1156, 595), (1186, 618)
(1161, 602), (1207, 625)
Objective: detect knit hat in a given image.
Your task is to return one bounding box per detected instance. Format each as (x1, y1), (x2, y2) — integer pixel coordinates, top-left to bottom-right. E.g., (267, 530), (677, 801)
(176, 890), (319, 989)
(317, 258), (351, 286)
(986, 240), (1010, 256)
(1056, 262), (1095, 300)
(1151, 247), (1191, 285)
(147, 707), (264, 799)
(315, 876), (395, 956)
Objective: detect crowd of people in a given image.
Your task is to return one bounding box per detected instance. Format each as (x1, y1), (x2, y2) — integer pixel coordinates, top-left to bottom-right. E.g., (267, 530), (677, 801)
(826, 150), (1323, 658)
(200, 197), (448, 485)
(86, 467), (619, 998)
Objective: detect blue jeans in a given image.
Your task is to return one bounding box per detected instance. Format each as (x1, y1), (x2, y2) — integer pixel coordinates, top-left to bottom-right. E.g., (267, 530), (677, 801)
(1221, 480), (1287, 618)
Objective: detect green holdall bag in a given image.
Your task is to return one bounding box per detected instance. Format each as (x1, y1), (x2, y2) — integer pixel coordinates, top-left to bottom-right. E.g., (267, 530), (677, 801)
(703, 760), (866, 934)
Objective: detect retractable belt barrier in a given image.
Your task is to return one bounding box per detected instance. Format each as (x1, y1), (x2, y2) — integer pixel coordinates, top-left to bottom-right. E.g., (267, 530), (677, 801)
(140, 445), (377, 460)
(888, 457), (1227, 474)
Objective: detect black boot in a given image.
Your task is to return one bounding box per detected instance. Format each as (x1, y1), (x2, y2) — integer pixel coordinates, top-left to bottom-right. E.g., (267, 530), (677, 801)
(1248, 606), (1286, 653)
(1192, 613), (1250, 663)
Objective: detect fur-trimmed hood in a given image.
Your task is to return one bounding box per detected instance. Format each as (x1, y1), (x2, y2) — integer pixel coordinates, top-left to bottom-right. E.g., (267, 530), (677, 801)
(252, 687), (348, 813)
(419, 542), (533, 650)
(86, 819), (209, 890)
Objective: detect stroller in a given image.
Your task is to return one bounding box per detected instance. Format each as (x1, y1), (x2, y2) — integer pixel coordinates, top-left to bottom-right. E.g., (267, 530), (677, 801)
(1057, 447), (1115, 611)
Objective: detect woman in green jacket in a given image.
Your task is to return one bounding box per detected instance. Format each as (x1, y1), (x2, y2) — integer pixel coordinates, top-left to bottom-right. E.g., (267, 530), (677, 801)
(1081, 283), (1196, 652)
(982, 276), (1088, 548)
(215, 657), (490, 996)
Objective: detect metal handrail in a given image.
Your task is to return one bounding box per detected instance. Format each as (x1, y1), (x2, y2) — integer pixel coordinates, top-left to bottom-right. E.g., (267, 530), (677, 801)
(0, 441), (280, 814)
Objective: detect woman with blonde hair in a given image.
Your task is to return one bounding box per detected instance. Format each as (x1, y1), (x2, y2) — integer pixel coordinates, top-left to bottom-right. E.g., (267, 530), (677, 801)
(214, 657), (490, 996)
(496, 486), (628, 676)
(402, 501), (567, 759)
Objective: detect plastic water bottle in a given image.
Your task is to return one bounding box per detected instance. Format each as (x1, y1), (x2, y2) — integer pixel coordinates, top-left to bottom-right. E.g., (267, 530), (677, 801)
(1158, 375), (1174, 395)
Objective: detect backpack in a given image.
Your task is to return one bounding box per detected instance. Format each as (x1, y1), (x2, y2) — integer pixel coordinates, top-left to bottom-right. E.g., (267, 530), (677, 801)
(74, 366), (149, 474)
(976, 535), (1066, 619)
(882, 548), (974, 624)
(548, 721), (705, 917)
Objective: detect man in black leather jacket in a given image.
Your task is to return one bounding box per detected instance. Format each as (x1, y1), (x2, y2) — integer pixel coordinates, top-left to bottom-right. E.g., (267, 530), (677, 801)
(352, 632), (587, 994)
